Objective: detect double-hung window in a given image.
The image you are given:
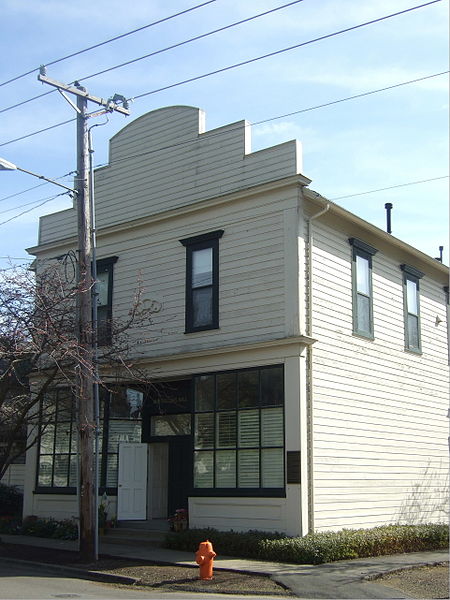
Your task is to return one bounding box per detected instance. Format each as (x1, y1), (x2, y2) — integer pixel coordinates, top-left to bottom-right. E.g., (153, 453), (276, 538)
(349, 238), (377, 338)
(193, 365), (285, 496)
(180, 230), (224, 333)
(95, 256), (118, 345)
(401, 264), (424, 353)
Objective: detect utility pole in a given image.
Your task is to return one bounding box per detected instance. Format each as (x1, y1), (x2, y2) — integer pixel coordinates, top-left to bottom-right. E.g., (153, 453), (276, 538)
(38, 70), (129, 562)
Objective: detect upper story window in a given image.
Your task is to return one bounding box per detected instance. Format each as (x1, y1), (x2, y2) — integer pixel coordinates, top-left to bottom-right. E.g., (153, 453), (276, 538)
(95, 256), (118, 345)
(180, 230), (224, 333)
(349, 238), (378, 339)
(401, 264), (424, 353)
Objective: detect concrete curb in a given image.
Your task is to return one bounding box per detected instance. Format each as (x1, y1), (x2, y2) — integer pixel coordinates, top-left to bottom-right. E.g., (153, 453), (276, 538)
(0, 557), (141, 586)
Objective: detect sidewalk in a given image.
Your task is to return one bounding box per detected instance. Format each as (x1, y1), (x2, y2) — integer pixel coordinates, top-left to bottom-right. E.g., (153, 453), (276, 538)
(0, 533), (447, 598)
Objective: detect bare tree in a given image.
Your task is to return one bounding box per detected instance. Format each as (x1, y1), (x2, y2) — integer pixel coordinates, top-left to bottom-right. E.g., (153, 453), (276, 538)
(0, 261), (157, 556)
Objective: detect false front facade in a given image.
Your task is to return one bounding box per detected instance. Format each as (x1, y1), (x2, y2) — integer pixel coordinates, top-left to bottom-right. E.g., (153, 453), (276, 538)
(23, 106), (449, 535)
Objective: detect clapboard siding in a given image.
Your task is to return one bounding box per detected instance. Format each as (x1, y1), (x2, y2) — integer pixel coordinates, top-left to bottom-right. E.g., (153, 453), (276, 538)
(95, 190), (294, 357)
(38, 107), (300, 245)
(310, 219), (448, 531)
(1, 464), (26, 490)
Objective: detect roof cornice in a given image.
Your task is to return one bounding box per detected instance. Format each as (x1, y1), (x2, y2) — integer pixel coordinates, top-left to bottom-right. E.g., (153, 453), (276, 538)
(303, 188), (448, 279)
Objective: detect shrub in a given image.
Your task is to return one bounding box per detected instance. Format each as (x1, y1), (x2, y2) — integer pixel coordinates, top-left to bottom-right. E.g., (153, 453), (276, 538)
(0, 515), (78, 540)
(21, 516), (78, 540)
(164, 523), (448, 565)
(0, 516), (22, 534)
(0, 483), (23, 517)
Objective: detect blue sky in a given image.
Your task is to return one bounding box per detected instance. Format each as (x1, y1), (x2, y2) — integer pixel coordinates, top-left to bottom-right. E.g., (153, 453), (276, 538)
(0, 0), (448, 269)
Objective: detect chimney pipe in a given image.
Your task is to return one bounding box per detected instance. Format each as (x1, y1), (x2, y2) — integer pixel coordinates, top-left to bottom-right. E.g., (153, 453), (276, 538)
(435, 245), (444, 262)
(385, 203), (393, 234)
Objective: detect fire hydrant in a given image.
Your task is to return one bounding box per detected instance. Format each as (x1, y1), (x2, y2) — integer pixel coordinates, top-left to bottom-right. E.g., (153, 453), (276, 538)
(195, 539), (217, 580)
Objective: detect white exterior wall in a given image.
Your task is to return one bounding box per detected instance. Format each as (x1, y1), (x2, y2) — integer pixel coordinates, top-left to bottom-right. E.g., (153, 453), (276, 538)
(1, 464), (25, 491)
(96, 188), (302, 360)
(309, 218), (449, 531)
(38, 106), (302, 245)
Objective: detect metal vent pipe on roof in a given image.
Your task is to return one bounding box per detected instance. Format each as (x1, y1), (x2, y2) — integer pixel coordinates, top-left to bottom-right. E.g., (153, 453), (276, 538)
(385, 203), (393, 234)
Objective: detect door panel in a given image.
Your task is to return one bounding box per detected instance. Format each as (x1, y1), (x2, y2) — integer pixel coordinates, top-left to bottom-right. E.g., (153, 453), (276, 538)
(168, 437), (192, 516)
(117, 443), (147, 520)
(148, 443), (168, 518)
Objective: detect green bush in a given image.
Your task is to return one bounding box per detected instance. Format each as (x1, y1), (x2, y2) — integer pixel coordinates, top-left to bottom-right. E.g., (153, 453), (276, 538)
(21, 516), (78, 540)
(0, 515), (78, 540)
(0, 483), (23, 517)
(164, 523), (448, 565)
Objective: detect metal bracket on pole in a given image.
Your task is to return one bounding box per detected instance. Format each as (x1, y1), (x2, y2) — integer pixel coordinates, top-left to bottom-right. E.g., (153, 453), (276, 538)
(58, 89), (81, 114)
(38, 74), (130, 116)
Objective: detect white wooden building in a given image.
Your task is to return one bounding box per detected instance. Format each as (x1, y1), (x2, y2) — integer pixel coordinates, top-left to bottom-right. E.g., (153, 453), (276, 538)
(23, 106), (449, 535)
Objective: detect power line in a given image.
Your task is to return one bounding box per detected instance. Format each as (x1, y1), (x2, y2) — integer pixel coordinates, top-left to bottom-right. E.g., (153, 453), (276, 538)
(0, 69), (446, 155)
(252, 70), (449, 125)
(2, 171), (447, 229)
(0, 0), (306, 115)
(131, 0), (443, 101)
(329, 176), (449, 201)
(0, 118), (76, 148)
(77, 0), (306, 84)
(0, 256), (33, 260)
(0, 171), (77, 203)
(0, 195), (66, 215)
(0, 192), (68, 227)
(0, 0), (218, 88)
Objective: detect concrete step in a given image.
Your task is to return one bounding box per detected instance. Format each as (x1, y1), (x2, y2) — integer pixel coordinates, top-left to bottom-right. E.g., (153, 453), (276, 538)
(100, 527), (167, 546)
(117, 519), (170, 532)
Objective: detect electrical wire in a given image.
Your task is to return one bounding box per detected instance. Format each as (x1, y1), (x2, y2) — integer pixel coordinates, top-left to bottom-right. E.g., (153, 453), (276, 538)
(0, 171), (77, 203)
(329, 176), (449, 201)
(76, 0), (306, 84)
(0, 0), (306, 115)
(131, 0), (443, 101)
(0, 118), (76, 148)
(0, 256), (33, 260)
(251, 70), (449, 123)
(0, 0), (218, 88)
(103, 72), (450, 167)
(0, 69), (446, 156)
(0, 191), (69, 227)
(0, 0), (442, 116)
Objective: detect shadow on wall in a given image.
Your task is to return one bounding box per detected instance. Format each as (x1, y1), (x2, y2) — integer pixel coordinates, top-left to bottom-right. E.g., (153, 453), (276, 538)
(396, 461), (448, 524)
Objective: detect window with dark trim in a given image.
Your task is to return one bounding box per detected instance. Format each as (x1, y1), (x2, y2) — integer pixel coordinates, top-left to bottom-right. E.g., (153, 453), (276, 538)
(349, 238), (377, 338)
(180, 230), (224, 333)
(95, 256), (118, 345)
(36, 389), (77, 490)
(36, 387), (142, 494)
(193, 365), (285, 496)
(401, 264), (424, 353)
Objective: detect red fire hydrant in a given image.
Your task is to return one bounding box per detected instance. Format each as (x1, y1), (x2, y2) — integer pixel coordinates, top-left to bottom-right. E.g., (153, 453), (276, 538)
(195, 539), (217, 580)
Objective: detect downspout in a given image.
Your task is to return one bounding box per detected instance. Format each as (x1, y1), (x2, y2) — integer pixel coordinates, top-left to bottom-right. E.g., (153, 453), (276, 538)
(305, 200), (329, 534)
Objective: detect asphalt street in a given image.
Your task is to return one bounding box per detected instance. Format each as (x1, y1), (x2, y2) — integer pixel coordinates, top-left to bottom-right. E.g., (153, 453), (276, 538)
(0, 560), (283, 600)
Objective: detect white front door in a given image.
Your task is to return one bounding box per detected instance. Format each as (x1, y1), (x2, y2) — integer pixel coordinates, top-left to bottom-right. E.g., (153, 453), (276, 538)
(117, 443), (147, 520)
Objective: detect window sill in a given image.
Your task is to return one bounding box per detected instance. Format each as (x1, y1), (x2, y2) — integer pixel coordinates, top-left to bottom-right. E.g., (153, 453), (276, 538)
(404, 347), (422, 356)
(185, 326), (220, 334)
(190, 488), (286, 498)
(352, 331), (375, 341)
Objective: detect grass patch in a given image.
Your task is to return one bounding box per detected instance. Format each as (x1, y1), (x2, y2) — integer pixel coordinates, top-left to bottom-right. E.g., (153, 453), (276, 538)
(164, 523), (448, 565)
